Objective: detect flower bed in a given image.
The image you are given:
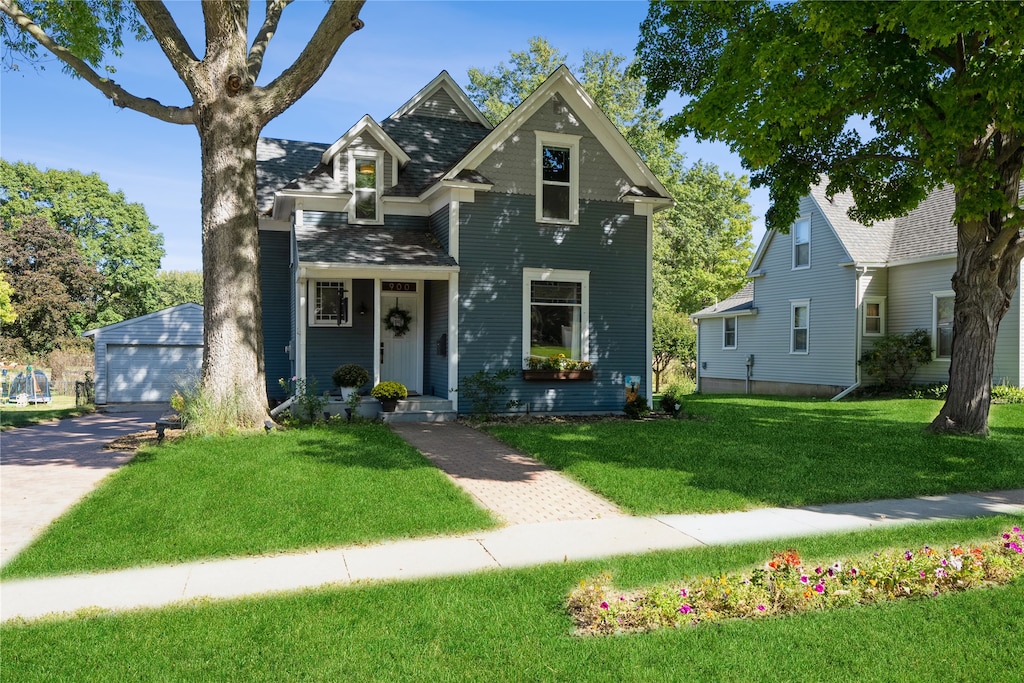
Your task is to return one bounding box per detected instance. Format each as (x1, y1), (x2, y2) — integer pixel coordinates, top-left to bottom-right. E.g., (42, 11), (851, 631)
(567, 527), (1024, 635)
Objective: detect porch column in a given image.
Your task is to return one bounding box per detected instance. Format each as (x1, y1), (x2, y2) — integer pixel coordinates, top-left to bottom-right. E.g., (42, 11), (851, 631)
(373, 278), (382, 387)
(448, 272), (459, 404)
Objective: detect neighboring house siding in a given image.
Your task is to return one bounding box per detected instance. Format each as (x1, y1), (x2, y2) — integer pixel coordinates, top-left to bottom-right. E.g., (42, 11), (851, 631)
(429, 205), (450, 253)
(457, 193), (648, 413)
(261, 230), (293, 400)
(303, 278), (376, 393)
(994, 264), (1022, 386)
(887, 259), (954, 384)
(737, 197), (857, 388)
(424, 280), (449, 397)
(858, 268), (889, 361)
(696, 314), (749, 384)
(476, 93), (630, 202)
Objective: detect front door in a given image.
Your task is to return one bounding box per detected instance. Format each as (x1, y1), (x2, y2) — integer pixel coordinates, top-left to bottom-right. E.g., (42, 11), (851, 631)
(380, 282), (422, 393)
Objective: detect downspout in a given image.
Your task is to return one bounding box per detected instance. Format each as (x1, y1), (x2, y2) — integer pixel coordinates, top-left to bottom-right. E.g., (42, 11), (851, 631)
(833, 266), (867, 401)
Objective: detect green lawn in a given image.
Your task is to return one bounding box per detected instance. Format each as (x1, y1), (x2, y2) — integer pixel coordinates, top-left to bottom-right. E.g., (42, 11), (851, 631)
(0, 396), (91, 430)
(3, 515), (1021, 681)
(486, 396), (1024, 515)
(0, 423), (496, 579)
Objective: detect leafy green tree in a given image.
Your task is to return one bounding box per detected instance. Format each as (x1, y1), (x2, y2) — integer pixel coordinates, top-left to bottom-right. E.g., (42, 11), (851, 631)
(0, 271), (15, 325)
(154, 269), (203, 310)
(0, 215), (103, 358)
(467, 38), (754, 374)
(1, 0), (366, 428)
(636, 1), (1024, 435)
(1, 159), (164, 326)
(652, 306), (695, 392)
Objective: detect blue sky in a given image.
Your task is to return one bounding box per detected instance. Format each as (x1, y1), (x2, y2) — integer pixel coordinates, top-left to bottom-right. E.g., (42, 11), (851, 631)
(1, 0), (767, 272)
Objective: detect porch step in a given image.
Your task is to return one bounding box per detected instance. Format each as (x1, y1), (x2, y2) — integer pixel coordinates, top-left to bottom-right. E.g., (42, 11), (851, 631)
(381, 395), (457, 423)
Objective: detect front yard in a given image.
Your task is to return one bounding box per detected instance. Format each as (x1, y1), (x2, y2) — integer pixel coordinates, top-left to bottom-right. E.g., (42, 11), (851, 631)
(0, 423), (497, 579)
(486, 396), (1024, 515)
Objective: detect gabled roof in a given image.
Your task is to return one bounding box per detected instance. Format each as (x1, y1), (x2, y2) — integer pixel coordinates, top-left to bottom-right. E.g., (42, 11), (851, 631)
(387, 70), (492, 129)
(381, 116), (491, 195)
(82, 303), (203, 337)
(257, 138), (329, 214)
(443, 65), (673, 204)
(888, 185), (957, 262)
(808, 183), (895, 264)
(691, 282), (756, 320)
(320, 115), (411, 169)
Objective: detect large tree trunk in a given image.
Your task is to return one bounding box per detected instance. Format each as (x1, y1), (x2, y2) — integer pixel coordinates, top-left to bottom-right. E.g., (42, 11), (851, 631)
(929, 218), (1020, 436)
(195, 96), (269, 429)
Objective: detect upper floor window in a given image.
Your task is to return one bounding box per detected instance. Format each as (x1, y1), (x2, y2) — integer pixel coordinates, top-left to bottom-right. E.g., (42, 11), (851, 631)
(349, 151), (383, 224)
(310, 279), (352, 327)
(933, 292), (954, 359)
(791, 299), (809, 353)
(793, 218), (810, 269)
(723, 316), (737, 349)
(535, 132), (580, 225)
(864, 297), (886, 336)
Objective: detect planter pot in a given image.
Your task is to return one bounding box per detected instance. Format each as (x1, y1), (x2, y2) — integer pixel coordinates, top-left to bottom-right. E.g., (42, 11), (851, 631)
(522, 369), (594, 381)
(379, 398), (399, 412)
(340, 387), (357, 401)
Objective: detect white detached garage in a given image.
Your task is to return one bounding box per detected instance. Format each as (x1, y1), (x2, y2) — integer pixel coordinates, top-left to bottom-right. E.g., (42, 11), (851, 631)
(83, 303), (204, 405)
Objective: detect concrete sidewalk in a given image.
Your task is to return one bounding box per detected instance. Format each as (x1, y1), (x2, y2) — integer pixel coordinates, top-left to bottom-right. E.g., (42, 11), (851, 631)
(2, 488), (1021, 623)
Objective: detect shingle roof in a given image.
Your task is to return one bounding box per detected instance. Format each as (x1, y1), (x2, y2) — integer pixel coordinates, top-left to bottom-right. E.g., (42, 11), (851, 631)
(691, 282), (755, 319)
(257, 138), (328, 214)
(380, 115), (490, 195)
(888, 185), (957, 262)
(295, 223), (457, 268)
(808, 183), (895, 263)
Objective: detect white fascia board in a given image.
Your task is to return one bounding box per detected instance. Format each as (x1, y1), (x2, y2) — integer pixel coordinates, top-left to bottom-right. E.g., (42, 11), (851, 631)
(690, 308), (758, 322)
(82, 302), (203, 337)
(886, 252), (955, 268)
(807, 192), (855, 263)
(320, 115), (411, 168)
(259, 217), (291, 232)
(444, 65), (671, 201)
(299, 263), (459, 280)
(418, 179), (491, 203)
(388, 71), (493, 129)
(624, 196), (675, 211)
(747, 230), (776, 274)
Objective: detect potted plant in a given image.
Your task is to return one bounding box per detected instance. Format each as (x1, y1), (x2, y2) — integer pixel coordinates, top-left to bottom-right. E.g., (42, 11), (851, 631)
(332, 363), (370, 401)
(370, 381), (407, 412)
(522, 354), (594, 381)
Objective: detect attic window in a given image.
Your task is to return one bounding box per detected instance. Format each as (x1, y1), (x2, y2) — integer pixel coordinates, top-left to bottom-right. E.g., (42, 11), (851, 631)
(535, 132), (580, 225)
(348, 151), (383, 224)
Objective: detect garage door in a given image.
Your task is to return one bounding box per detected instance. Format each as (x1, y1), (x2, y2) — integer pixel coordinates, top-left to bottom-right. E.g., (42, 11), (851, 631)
(106, 344), (203, 403)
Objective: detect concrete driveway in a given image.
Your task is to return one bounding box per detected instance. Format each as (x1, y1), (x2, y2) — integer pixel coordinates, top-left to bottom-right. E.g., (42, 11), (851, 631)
(0, 410), (163, 567)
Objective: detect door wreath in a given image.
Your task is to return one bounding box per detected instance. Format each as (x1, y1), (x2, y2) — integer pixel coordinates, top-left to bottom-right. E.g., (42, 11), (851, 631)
(384, 305), (412, 337)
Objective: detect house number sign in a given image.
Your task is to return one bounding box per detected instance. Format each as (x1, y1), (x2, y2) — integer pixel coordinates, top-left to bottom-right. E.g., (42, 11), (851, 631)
(382, 281), (416, 293)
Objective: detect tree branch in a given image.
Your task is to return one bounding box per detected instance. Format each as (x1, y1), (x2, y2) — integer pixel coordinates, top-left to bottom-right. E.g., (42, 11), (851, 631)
(256, 0), (366, 124)
(831, 153), (922, 167)
(133, 0), (199, 78)
(0, 0), (193, 124)
(248, 0), (292, 82)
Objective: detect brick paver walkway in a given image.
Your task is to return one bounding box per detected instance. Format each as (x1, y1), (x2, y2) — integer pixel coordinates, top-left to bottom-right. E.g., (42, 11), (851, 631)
(390, 422), (624, 525)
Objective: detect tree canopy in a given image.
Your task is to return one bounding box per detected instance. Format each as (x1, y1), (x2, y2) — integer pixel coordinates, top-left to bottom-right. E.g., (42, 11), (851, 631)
(1, 159), (164, 326)
(636, 1), (1024, 434)
(154, 269), (203, 310)
(1, 0), (367, 429)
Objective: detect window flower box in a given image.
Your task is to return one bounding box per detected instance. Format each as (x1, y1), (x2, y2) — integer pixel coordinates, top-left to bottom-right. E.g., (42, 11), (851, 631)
(522, 369), (594, 381)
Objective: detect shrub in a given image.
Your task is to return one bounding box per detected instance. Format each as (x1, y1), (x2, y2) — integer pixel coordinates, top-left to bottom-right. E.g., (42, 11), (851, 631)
(332, 363), (370, 388)
(458, 368), (519, 420)
(623, 383), (650, 419)
(659, 384), (690, 418)
(992, 383), (1024, 404)
(860, 329), (933, 387)
(279, 376), (328, 422)
(371, 381), (407, 400)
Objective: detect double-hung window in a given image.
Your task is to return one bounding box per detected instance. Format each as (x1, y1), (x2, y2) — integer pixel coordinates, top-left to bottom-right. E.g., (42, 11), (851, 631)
(349, 151), (383, 224)
(863, 297), (886, 336)
(933, 292), (954, 359)
(535, 132), (580, 224)
(310, 280), (352, 327)
(523, 268), (588, 363)
(792, 218), (810, 269)
(791, 299), (809, 353)
(723, 317), (737, 349)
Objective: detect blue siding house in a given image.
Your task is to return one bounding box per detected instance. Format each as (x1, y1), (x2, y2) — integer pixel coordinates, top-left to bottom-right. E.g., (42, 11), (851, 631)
(692, 183), (1023, 397)
(256, 68), (673, 416)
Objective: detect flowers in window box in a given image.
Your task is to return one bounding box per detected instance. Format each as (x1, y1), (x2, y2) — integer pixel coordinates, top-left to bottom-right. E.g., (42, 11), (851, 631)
(524, 354), (593, 371)
(370, 381), (408, 401)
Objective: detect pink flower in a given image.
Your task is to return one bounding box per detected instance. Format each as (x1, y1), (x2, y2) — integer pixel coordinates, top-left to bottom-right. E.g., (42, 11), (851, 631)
(757, 604), (766, 612)
(600, 602), (609, 610)
(678, 604), (693, 615)
(904, 551), (913, 561)
(814, 583), (825, 594)
(679, 588), (688, 598)
(800, 575), (810, 584)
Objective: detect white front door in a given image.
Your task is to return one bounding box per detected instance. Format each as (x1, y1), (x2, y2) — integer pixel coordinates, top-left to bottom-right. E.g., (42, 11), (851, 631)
(380, 283), (422, 393)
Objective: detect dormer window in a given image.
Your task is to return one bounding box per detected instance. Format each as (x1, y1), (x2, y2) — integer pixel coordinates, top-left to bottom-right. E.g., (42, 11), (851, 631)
(348, 150), (383, 224)
(535, 132), (580, 225)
